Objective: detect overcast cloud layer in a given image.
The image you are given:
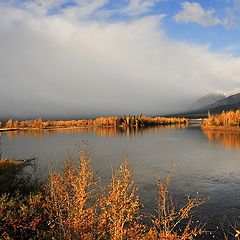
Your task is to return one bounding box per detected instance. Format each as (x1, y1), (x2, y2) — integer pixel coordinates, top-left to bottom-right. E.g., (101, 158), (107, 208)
(0, 1), (240, 119)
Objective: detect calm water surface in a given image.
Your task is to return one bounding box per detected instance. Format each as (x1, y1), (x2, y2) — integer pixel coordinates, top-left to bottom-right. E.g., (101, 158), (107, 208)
(1, 125), (240, 236)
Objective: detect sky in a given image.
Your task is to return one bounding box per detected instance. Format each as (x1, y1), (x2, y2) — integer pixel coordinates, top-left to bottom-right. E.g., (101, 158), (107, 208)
(0, 0), (240, 119)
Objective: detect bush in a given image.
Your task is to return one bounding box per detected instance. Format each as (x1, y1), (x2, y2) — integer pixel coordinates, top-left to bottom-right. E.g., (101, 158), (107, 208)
(0, 146), (205, 239)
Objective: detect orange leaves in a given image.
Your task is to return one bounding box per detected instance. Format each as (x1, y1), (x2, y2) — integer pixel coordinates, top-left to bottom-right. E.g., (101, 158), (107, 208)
(99, 158), (143, 240)
(0, 146), (205, 239)
(203, 109), (240, 127)
(145, 177), (205, 240)
(3, 115), (188, 130)
(45, 145), (97, 240)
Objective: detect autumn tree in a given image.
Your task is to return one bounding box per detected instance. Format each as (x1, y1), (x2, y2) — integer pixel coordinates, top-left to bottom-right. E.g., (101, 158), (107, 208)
(5, 119), (13, 128)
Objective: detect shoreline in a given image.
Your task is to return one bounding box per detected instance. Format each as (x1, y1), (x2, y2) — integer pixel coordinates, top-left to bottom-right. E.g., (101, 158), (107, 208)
(201, 125), (240, 132)
(0, 126), (97, 132)
(0, 123), (187, 133)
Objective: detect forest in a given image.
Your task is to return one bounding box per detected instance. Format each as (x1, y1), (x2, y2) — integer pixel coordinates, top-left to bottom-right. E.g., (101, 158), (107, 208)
(202, 110), (240, 128)
(0, 115), (188, 130)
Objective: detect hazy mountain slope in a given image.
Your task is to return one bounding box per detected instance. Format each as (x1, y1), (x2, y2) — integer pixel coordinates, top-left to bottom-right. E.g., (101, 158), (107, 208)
(190, 93), (227, 110)
(203, 93), (240, 109)
(173, 92), (240, 118)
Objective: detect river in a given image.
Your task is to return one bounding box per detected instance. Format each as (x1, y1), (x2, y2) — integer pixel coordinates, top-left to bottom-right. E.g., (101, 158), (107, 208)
(1, 124), (240, 238)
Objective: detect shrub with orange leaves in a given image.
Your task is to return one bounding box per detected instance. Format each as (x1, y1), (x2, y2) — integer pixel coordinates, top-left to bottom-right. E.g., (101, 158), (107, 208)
(99, 157), (145, 240)
(0, 145), (206, 240)
(144, 177), (205, 240)
(45, 145), (98, 240)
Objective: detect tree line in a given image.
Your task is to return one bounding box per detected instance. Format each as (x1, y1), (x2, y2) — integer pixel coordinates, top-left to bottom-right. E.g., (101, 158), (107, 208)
(0, 115), (188, 129)
(202, 110), (240, 127)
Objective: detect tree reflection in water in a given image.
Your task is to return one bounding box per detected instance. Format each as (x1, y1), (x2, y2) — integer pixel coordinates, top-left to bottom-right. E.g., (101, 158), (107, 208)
(203, 128), (240, 149)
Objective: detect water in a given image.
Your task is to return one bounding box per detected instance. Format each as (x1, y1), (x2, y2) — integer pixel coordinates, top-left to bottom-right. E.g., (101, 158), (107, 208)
(1, 125), (240, 237)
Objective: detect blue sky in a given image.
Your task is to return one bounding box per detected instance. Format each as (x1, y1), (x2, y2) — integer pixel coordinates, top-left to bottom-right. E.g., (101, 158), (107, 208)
(0, 0), (239, 117)
(9, 0), (240, 55)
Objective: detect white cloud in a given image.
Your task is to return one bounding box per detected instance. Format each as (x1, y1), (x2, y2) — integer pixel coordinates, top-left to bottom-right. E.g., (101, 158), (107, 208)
(223, 0), (240, 29)
(60, 0), (109, 20)
(123, 0), (160, 16)
(1, 0), (109, 19)
(0, 5), (240, 118)
(174, 1), (222, 27)
(95, 0), (164, 19)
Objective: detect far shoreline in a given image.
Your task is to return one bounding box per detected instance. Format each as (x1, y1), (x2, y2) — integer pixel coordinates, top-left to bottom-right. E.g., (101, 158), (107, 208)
(202, 125), (240, 132)
(0, 123), (188, 133)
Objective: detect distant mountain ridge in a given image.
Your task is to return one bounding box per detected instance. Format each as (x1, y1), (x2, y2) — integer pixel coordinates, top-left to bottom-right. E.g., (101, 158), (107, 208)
(200, 92), (240, 113)
(204, 93), (240, 108)
(190, 93), (227, 110)
(175, 91), (240, 118)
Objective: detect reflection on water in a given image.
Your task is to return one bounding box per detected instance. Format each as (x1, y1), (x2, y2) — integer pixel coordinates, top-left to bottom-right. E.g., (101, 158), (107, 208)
(203, 128), (240, 149)
(0, 124), (187, 139)
(1, 124), (240, 238)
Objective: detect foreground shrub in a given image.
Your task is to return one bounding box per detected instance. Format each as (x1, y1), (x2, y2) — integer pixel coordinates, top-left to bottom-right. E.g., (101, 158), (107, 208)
(99, 157), (144, 240)
(0, 146), (206, 239)
(0, 158), (40, 195)
(0, 193), (47, 239)
(144, 177), (205, 240)
(45, 146), (97, 240)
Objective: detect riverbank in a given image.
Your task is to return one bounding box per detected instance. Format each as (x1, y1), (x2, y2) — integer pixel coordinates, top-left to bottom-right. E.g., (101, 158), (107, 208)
(0, 126), (90, 132)
(202, 125), (240, 132)
(201, 110), (240, 132)
(0, 115), (188, 131)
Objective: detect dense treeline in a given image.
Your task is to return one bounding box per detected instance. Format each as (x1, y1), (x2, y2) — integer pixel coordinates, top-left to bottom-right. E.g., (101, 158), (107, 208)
(1, 115), (188, 130)
(202, 110), (240, 127)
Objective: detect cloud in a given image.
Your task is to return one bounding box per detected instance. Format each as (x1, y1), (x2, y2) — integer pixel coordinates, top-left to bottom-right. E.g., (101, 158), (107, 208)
(1, 0), (110, 19)
(174, 1), (222, 27)
(223, 0), (240, 29)
(0, 4), (240, 118)
(60, 0), (110, 20)
(123, 0), (160, 16)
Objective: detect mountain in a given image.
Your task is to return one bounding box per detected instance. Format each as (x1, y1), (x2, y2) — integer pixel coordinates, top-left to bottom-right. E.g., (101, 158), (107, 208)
(200, 93), (240, 113)
(190, 93), (227, 110)
(172, 91), (240, 118)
